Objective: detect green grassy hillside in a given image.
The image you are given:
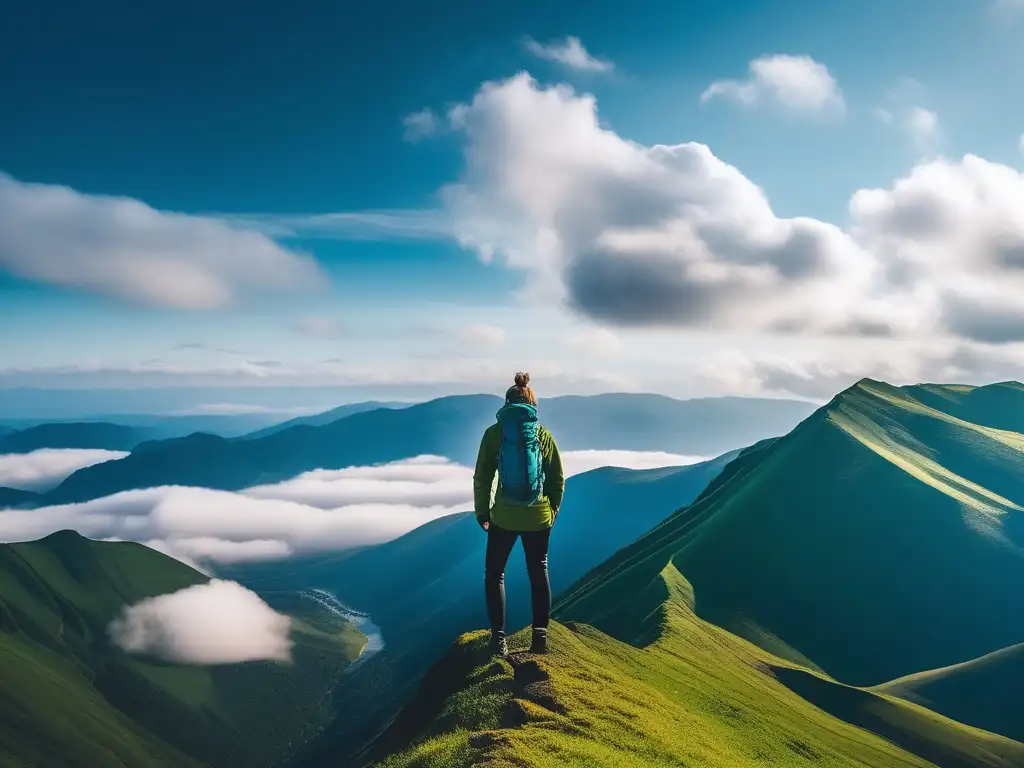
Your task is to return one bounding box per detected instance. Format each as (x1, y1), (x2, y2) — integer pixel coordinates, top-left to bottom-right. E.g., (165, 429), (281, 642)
(0, 531), (365, 768)
(369, 566), (1024, 768)
(364, 379), (1024, 768)
(874, 643), (1024, 743)
(556, 379), (1024, 686)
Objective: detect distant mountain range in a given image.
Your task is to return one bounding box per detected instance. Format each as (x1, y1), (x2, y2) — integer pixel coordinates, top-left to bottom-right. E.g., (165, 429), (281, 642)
(39, 393), (814, 504)
(346, 380), (1024, 767)
(242, 401), (408, 439)
(0, 531), (364, 768)
(0, 487), (38, 507)
(0, 413), (294, 441)
(0, 422), (144, 453)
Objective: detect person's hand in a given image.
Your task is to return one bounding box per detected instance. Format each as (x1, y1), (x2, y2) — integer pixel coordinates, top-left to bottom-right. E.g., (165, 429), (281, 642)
(478, 518), (490, 531)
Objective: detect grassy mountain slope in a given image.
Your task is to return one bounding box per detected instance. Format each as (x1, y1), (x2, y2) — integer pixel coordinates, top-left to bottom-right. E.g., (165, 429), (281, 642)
(873, 643), (1024, 742)
(243, 401), (407, 439)
(0, 531), (365, 768)
(43, 394), (813, 504)
(0, 422), (143, 453)
(556, 380), (1024, 688)
(369, 567), (1023, 768)
(280, 454), (738, 766)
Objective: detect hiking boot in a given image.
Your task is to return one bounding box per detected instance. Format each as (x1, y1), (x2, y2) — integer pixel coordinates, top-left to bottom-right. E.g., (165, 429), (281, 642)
(490, 631), (509, 658)
(530, 627), (548, 654)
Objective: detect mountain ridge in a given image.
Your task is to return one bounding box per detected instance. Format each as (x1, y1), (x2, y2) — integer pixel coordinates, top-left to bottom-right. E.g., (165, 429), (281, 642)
(40, 393), (815, 504)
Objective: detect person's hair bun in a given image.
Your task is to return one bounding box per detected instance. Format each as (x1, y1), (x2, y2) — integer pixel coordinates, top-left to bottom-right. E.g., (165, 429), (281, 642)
(514, 371), (530, 388)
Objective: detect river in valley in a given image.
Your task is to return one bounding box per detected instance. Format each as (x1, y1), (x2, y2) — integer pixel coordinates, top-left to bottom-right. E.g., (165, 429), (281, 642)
(300, 588), (384, 671)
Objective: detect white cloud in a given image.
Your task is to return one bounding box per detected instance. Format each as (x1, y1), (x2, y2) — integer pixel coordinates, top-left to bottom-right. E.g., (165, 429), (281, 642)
(905, 107), (940, 154)
(696, 341), (1024, 400)
(524, 36), (614, 72)
(701, 54), (845, 116)
(292, 316), (346, 339)
(0, 174), (324, 308)
(457, 324), (506, 347)
(403, 108), (441, 142)
(243, 456), (473, 509)
(562, 327), (622, 356)
(223, 209), (453, 242)
(441, 73), (1024, 344)
(108, 579), (292, 664)
(873, 107), (894, 124)
(561, 450), (708, 477)
(0, 457), (474, 566)
(0, 449), (129, 491)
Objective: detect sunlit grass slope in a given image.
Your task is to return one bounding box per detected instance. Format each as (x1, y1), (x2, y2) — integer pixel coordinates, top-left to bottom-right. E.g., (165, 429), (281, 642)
(371, 565), (1023, 768)
(874, 643), (1024, 743)
(557, 379), (1024, 687)
(0, 531), (365, 768)
(366, 379), (1024, 768)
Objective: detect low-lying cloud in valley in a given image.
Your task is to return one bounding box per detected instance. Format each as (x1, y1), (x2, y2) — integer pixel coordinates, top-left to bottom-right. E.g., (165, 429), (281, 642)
(0, 448), (129, 491)
(0, 451), (706, 567)
(560, 450), (708, 477)
(108, 579), (293, 664)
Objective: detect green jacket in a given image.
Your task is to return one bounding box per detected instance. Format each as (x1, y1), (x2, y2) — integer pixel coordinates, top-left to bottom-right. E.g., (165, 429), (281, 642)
(473, 421), (565, 532)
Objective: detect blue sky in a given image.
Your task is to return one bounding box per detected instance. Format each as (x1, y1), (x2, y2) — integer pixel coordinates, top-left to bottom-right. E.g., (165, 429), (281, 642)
(2, 0), (1024, 410)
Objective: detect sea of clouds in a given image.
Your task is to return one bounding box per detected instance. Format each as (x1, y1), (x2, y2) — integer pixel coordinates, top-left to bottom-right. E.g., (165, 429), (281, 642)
(0, 448), (129, 491)
(0, 450), (706, 570)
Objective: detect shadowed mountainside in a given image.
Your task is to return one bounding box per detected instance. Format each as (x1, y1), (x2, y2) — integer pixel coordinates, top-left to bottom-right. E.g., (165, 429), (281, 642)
(873, 643), (1024, 742)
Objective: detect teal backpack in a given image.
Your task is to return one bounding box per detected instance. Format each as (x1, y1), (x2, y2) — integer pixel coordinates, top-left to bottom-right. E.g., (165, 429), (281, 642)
(496, 403), (545, 504)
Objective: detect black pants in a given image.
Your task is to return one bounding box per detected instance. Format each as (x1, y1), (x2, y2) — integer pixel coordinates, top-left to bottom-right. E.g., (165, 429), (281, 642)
(484, 524), (552, 634)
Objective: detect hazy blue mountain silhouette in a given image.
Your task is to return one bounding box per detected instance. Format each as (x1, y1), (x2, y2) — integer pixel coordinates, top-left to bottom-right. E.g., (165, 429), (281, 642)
(0, 487), (38, 507)
(0, 422), (143, 453)
(242, 401), (408, 439)
(42, 394), (813, 504)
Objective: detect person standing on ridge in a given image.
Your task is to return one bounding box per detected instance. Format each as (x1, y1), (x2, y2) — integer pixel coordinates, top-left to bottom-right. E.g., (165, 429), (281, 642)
(474, 372), (565, 658)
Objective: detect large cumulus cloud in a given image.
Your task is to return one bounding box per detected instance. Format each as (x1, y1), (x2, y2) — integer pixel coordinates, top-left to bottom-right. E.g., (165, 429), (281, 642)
(441, 73), (1024, 345)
